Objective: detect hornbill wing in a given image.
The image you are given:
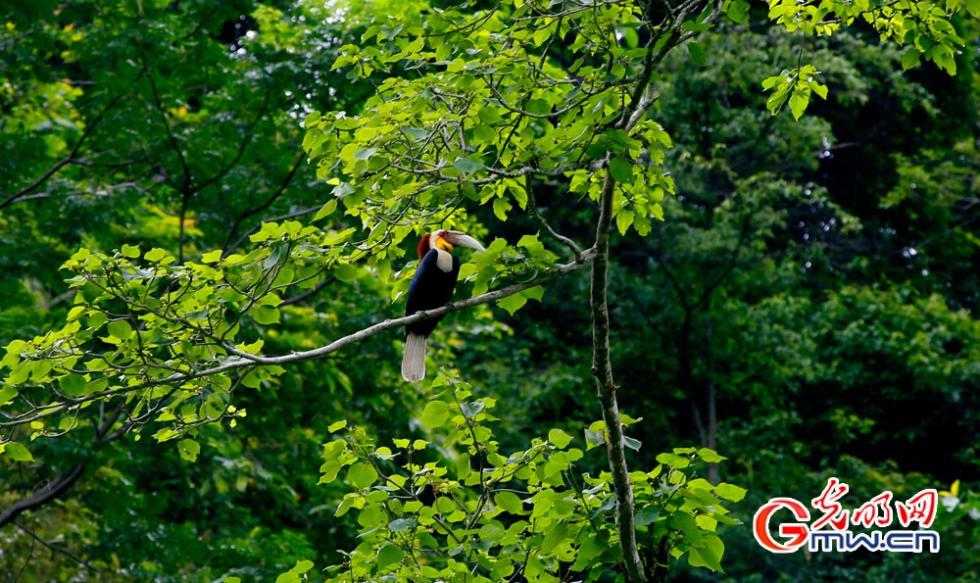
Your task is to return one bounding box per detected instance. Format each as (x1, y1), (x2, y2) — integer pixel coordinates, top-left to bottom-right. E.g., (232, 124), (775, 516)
(405, 249), (461, 338)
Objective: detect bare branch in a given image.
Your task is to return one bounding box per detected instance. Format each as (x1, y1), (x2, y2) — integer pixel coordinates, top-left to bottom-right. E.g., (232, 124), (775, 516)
(14, 521), (102, 573)
(224, 252), (595, 365)
(280, 276), (335, 306)
(589, 161), (645, 582)
(223, 152), (306, 252)
(0, 465), (85, 528)
(0, 89), (132, 210)
(528, 191), (584, 259)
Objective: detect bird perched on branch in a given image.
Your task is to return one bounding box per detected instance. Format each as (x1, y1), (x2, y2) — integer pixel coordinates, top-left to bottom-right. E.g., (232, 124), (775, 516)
(402, 229), (485, 382)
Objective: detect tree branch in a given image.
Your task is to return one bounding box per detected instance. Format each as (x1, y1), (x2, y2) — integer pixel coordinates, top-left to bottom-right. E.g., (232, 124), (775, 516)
(224, 252), (595, 365)
(280, 276), (335, 306)
(0, 465), (85, 529)
(0, 252), (596, 429)
(222, 152), (306, 252)
(590, 163), (645, 582)
(0, 90), (131, 210)
(528, 190), (584, 259)
(14, 520), (102, 572)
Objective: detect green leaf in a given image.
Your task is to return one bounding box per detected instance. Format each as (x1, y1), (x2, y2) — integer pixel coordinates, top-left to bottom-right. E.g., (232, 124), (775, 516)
(5, 442), (34, 462)
(478, 106), (504, 124)
(548, 428), (573, 449)
(154, 428), (180, 443)
(177, 438), (201, 462)
(714, 482), (747, 502)
(636, 505), (660, 526)
(478, 522), (504, 542)
(144, 248), (168, 262)
(608, 156), (633, 183)
(493, 197), (511, 221)
(900, 48), (920, 71)
(789, 91), (809, 120)
(388, 517), (417, 531)
(697, 447), (726, 463)
(107, 319), (134, 340)
(314, 199), (338, 221)
(0, 387), (16, 407)
(526, 99), (550, 115)
(532, 25), (552, 47)
(402, 127), (428, 140)
(624, 436), (642, 451)
(333, 263), (359, 283)
(541, 523), (571, 553)
(121, 244), (140, 258)
(497, 292), (527, 315)
(253, 306), (281, 325)
(761, 75), (782, 90)
(670, 511), (700, 540)
(358, 504), (386, 528)
(420, 401), (450, 428)
(655, 452), (690, 468)
(328, 420), (348, 433)
(354, 147), (377, 161)
(58, 374), (88, 397)
(651, 203), (665, 221)
(726, 0), (749, 24)
(275, 559), (314, 583)
(688, 42), (706, 67)
(347, 461), (379, 489)
(453, 157), (484, 175)
(201, 249), (223, 263)
(376, 543), (403, 570)
(688, 533), (725, 572)
(616, 210), (634, 235)
(696, 514), (718, 531)
(494, 491), (525, 514)
(584, 428), (605, 450)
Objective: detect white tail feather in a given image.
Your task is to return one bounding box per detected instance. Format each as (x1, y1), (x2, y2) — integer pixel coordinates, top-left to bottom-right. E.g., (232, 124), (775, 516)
(401, 333), (427, 382)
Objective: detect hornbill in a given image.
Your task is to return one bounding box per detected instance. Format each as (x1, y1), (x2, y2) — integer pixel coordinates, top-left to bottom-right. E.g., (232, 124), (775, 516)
(402, 229), (485, 382)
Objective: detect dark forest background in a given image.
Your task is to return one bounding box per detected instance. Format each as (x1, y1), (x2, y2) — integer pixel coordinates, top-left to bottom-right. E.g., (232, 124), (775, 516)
(0, 0), (977, 581)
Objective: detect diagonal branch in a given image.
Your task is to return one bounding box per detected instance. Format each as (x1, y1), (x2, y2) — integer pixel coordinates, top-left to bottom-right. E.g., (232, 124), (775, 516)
(222, 152), (306, 252)
(0, 464), (85, 529)
(0, 90), (131, 210)
(0, 252), (596, 428)
(528, 190), (584, 259)
(14, 520), (102, 572)
(223, 252), (596, 365)
(280, 276), (335, 306)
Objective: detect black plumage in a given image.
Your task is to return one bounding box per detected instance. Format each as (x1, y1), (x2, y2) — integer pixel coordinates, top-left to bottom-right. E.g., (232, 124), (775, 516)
(405, 249), (460, 338)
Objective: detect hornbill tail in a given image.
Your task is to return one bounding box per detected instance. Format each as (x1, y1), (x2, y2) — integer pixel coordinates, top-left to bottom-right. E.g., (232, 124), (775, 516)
(402, 333), (427, 382)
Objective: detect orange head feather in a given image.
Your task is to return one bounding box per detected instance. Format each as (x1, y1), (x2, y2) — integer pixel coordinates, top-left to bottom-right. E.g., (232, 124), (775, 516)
(416, 234), (431, 259)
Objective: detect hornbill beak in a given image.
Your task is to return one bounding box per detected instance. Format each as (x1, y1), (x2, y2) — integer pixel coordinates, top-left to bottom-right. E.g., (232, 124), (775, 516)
(443, 231), (485, 252)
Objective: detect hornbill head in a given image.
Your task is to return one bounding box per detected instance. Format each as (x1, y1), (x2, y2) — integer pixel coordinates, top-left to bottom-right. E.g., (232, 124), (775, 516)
(417, 229), (485, 258)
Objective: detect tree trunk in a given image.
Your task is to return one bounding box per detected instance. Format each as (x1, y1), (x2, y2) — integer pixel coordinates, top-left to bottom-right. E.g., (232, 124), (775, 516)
(591, 168), (646, 582)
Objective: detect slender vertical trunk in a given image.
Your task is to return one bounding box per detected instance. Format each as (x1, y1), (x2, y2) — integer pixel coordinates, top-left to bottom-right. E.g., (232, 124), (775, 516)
(705, 316), (719, 484)
(591, 168), (646, 582)
(706, 379), (719, 484)
(677, 309), (707, 446)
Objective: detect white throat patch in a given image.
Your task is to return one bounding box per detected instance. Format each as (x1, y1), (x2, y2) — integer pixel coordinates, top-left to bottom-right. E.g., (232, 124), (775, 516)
(434, 247), (453, 273)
